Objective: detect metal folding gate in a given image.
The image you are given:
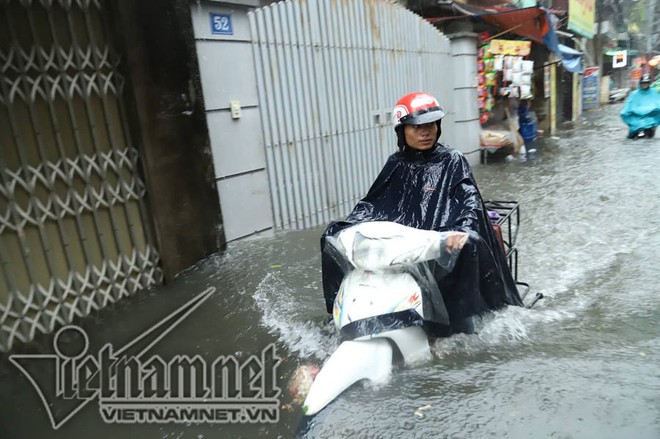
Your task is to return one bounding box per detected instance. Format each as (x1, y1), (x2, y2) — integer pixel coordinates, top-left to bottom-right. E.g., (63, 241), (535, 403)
(0, 0), (161, 352)
(249, 0), (452, 230)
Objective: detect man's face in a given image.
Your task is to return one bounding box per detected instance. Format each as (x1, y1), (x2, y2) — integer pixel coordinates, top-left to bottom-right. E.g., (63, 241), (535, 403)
(404, 122), (438, 150)
(641, 82), (650, 90)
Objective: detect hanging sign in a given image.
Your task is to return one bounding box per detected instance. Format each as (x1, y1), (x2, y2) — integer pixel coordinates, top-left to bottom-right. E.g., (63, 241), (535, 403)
(612, 50), (627, 68)
(568, 0), (596, 39)
(489, 39), (531, 56)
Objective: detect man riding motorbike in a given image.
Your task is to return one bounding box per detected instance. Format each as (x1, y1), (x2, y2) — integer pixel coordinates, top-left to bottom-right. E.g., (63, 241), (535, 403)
(320, 92), (523, 336)
(298, 93), (527, 417)
(620, 73), (660, 139)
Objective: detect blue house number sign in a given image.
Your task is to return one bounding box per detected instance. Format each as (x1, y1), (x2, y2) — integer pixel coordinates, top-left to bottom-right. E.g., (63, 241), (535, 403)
(210, 13), (233, 35)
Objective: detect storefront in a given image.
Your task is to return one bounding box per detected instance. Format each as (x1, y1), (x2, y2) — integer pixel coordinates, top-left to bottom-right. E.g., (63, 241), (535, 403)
(424, 4), (584, 161)
(432, 6), (582, 161)
(477, 37), (537, 160)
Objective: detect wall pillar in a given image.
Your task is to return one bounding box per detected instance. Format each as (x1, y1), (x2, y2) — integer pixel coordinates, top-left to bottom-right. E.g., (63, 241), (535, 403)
(572, 72), (581, 121)
(550, 63), (557, 134)
(449, 32), (480, 166)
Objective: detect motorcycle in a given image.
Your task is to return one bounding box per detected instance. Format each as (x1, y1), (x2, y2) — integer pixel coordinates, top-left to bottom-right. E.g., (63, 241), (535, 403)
(608, 88), (630, 103)
(627, 126), (656, 139)
(302, 201), (541, 416)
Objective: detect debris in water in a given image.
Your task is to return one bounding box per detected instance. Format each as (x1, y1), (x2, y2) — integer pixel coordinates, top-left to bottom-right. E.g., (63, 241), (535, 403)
(288, 363), (320, 405)
(414, 403), (432, 418)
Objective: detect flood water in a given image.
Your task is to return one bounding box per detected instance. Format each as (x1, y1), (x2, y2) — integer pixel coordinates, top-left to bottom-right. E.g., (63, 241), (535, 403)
(1, 103), (659, 438)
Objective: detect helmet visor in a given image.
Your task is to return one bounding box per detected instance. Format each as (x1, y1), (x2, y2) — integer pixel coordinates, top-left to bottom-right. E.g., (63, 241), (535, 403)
(399, 106), (446, 125)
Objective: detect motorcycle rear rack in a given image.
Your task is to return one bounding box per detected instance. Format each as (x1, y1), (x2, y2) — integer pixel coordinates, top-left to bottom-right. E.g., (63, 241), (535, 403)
(484, 200), (542, 308)
(484, 200), (520, 281)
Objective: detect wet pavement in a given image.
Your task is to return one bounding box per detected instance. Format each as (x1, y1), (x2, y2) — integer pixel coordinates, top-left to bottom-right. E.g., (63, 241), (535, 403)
(1, 103), (659, 438)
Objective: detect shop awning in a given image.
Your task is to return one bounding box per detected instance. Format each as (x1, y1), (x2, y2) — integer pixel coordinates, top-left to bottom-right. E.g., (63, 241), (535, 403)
(542, 16), (585, 73)
(477, 7), (551, 44)
(426, 3), (584, 73)
(604, 48), (639, 56)
(427, 5), (551, 43)
(557, 44), (584, 73)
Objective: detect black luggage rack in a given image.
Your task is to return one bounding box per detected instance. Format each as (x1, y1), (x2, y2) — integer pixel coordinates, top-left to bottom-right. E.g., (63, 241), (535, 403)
(485, 200), (541, 307)
(484, 200), (520, 281)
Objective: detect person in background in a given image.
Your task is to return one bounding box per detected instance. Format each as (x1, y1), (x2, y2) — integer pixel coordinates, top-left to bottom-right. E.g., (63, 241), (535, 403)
(620, 73), (660, 139)
(518, 98), (538, 153)
(320, 92), (523, 336)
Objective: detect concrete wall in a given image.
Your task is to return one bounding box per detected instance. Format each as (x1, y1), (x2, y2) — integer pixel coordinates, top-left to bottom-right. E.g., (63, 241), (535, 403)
(190, 1), (274, 241)
(114, 0), (225, 279)
(599, 74), (611, 104)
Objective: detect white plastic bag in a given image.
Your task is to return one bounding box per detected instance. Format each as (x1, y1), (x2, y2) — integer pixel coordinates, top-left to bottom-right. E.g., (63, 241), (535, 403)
(522, 60), (534, 74)
(494, 55), (504, 71)
(512, 56), (523, 73)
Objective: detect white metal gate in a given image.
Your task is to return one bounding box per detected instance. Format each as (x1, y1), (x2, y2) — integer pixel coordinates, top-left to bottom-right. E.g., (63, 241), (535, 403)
(249, 0), (452, 230)
(0, 0), (161, 351)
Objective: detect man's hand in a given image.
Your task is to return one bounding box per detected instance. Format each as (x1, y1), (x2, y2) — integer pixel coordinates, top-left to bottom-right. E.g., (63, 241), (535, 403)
(445, 231), (468, 252)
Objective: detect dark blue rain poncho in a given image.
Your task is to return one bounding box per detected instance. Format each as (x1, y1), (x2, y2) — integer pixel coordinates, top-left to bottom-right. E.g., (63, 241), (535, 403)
(620, 86), (660, 136)
(321, 143), (523, 336)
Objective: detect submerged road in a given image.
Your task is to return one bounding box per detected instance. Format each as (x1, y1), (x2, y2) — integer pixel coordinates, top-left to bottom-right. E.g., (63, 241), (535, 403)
(1, 103), (658, 438)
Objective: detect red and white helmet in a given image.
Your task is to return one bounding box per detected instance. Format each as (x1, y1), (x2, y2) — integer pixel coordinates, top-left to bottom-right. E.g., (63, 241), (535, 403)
(392, 92), (446, 129)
